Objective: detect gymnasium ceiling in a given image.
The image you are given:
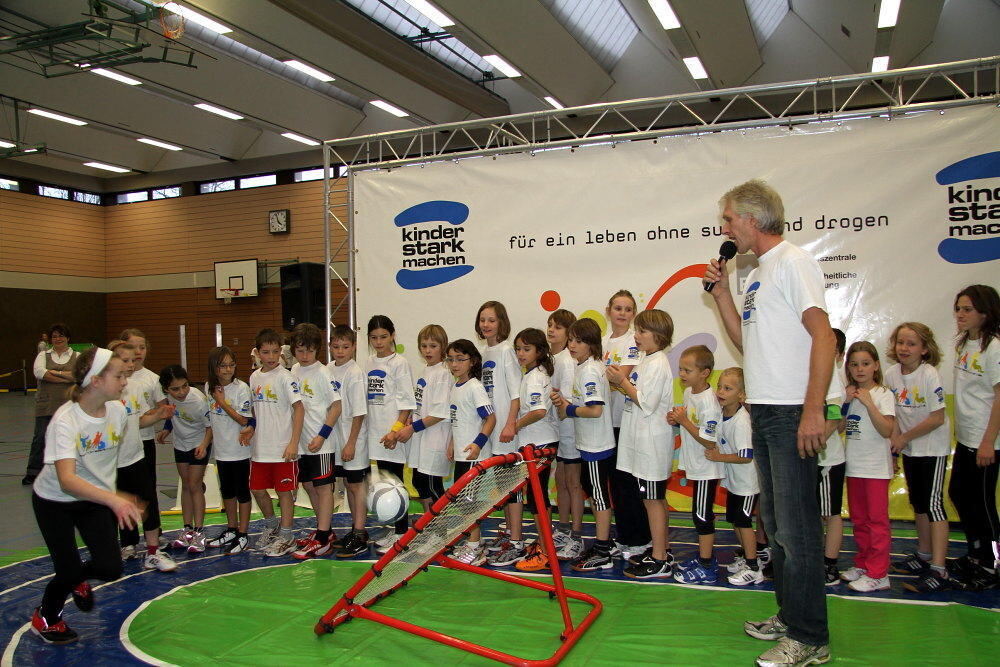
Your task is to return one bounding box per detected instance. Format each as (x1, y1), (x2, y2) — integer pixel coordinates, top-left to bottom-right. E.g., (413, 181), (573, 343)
(1, 0), (998, 191)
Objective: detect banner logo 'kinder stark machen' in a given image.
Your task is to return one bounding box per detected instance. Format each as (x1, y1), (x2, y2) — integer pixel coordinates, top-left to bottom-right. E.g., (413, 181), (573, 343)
(936, 151), (1000, 264)
(395, 200), (474, 290)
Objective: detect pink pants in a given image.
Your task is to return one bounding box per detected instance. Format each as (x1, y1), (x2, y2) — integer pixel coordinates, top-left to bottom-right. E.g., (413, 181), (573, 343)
(847, 476), (891, 579)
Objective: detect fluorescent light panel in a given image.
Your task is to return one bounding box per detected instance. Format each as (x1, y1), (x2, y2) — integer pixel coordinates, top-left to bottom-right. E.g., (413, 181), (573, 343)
(370, 100), (409, 118)
(194, 103), (244, 120)
(281, 132), (320, 146)
(877, 0), (901, 29)
(871, 56), (890, 73)
(401, 0), (454, 27)
(283, 59), (335, 82)
(91, 68), (142, 85)
(648, 0), (681, 30)
(683, 56), (709, 80)
(84, 161), (130, 173)
(544, 96), (564, 110)
(137, 137), (182, 151)
(0, 139), (15, 148)
(162, 2), (232, 34)
(483, 54), (521, 78)
(27, 108), (88, 126)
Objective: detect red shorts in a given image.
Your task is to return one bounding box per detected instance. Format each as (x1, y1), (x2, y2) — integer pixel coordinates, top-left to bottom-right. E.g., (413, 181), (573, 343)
(250, 460), (298, 493)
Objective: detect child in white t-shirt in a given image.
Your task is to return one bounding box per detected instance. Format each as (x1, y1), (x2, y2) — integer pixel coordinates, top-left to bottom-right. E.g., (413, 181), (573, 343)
(818, 329), (847, 585)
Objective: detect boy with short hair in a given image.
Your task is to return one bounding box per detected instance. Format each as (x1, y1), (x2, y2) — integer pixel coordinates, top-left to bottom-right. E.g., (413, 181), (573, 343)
(669, 344), (724, 584)
(327, 325), (371, 557)
(242, 328), (304, 557)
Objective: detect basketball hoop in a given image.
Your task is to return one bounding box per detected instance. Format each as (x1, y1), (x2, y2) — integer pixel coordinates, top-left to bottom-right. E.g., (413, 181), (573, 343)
(156, 3), (186, 40)
(220, 288), (241, 304)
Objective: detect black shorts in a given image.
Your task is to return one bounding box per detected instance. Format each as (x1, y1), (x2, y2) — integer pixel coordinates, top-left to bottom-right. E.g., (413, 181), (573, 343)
(116, 458), (161, 533)
(581, 456), (614, 511)
(453, 461), (475, 481)
(298, 453), (336, 487)
(634, 474), (666, 501)
(817, 462), (845, 517)
(902, 455), (947, 523)
(335, 464), (370, 484)
(690, 478), (718, 535)
(174, 447), (210, 465)
(725, 491), (758, 528)
(556, 455), (582, 464)
(216, 459), (251, 503)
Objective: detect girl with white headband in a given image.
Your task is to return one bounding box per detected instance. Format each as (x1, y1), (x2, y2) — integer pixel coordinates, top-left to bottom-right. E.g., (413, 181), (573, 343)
(29, 347), (142, 645)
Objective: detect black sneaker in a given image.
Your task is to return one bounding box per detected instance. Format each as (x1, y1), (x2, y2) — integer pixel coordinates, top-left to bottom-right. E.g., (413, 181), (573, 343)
(890, 553), (930, 575)
(626, 546), (653, 566)
(624, 557), (672, 579)
(206, 528), (237, 549)
(964, 565), (1000, 591)
(947, 554), (979, 579)
(72, 581), (94, 611)
(30, 608), (78, 645)
(903, 572), (952, 593)
(223, 534), (250, 555)
(571, 546), (613, 571)
(824, 563), (840, 586)
(336, 531), (370, 558)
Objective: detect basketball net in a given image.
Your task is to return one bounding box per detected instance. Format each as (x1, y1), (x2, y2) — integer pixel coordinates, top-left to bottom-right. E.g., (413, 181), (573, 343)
(316, 445), (602, 665)
(155, 2), (186, 40)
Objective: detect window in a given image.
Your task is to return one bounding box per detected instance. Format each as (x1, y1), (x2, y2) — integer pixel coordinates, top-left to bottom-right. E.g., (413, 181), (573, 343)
(0, 177), (18, 191)
(116, 191), (149, 204)
(239, 174), (277, 189)
(38, 185), (69, 199)
(73, 191), (101, 204)
(152, 186), (181, 199)
(200, 179), (235, 194)
(294, 166), (339, 182)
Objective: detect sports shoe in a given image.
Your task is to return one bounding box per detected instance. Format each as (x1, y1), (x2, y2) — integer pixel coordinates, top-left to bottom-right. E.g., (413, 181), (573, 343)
(674, 557), (702, 573)
(206, 528), (237, 549)
(263, 536), (297, 557)
(623, 556), (672, 579)
(627, 546), (655, 566)
(487, 541), (528, 566)
(744, 614), (787, 641)
(571, 546), (613, 571)
(947, 554), (979, 579)
(839, 566), (866, 582)
(296, 530), (316, 548)
(187, 531), (206, 554)
(556, 537), (584, 561)
(614, 541), (652, 561)
(121, 544), (138, 561)
(903, 571), (953, 593)
(847, 574), (890, 592)
(673, 559), (718, 584)
(171, 530), (193, 550)
(728, 565), (765, 586)
(891, 553), (930, 575)
(550, 528), (570, 548)
(255, 524), (279, 551)
(726, 554), (747, 574)
(484, 532), (510, 553)
(143, 550), (178, 572)
(755, 637), (830, 666)
(224, 534), (250, 555)
(336, 531), (370, 558)
(293, 538), (335, 560)
(516, 543), (549, 571)
(758, 546), (773, 566)
(71, 581), (94, 611)
(374, 533), (399, 555)
(824, 563), (840, 586)
(30, 608), (78, 645)
(954, 563), (1000, 591)
(451, 542), (486, 565)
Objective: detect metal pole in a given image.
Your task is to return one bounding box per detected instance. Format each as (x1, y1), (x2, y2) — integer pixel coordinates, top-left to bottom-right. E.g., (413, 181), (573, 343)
(179, 324), (187, 370)
(323, 144), (332, 361)
(346, 167), (356, 332)
(215, 323), (222, 348)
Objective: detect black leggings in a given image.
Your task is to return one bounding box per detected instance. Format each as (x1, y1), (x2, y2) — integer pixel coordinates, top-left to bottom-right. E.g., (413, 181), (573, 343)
(25, 415), (52, 476)
(378, 461), (410, 535)
(412, 470), (445, 502)
(117, 458), (162, 546)
(32, 494), (123, 623)
(949, 444), (1000, 563)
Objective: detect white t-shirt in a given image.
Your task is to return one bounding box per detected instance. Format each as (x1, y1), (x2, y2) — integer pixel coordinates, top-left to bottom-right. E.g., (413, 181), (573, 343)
(517, 366), (559, 447)
(603, 330), (643, 427)
(328, 360), (369, 470)
(819, 369), (846, 467)
(206, 379), (253, 462)
(617, 350), (674, 481)
(718, 407), (758, 496)
(292, 361), (342, 455)
(131, 367), (164, 440)
(450, 378), (494, 462)
(884, 363), (950, 457)
(409, 362), (453, 477)
(118, 379), (146, 468)
(34, 401), (127, 503)
(481, 342), (521, 454)
(678, 386), (724, 481)
(570, 358), (615, 454)
(844, 386), (896, 479)
(954, 336), (1000, 450)
(552, 348), (578, 458)
(166, 386), (210, 452)
(249, 365), (302, 462)
(741, 240), (832, 405)
(365, 353), (417, 464)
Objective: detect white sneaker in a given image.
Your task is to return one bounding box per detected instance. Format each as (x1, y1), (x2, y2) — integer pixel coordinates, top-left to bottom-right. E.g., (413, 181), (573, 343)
(374, 533), (398, 554)
(121, 544), (137, 561)
(756, 637), (830, 666)
(847, 574), (890, 592)
(206, 528), (236, 549)
(726, 555), (748, 573)
(144, 550), (178, 572)
(171, 530), (193, 550)
(255, 524), (279, 551)
(758, 546), (772, 566)
(550, 528), (571, 548)
(187, 532), (206, 554)
(452, 542), (486, 565)
(263, 536), (297, 557)
(615, 541), (651, 561)
(556, 537), (584, 561)
(840, 566), (866, 582)
(728, 566), (765, 586)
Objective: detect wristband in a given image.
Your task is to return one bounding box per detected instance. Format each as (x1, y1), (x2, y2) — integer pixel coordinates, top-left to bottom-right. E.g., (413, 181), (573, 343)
(473, 433), (488, 447)
(412, 419), (426, 432)
(566, 404), (579, 418)
(246, 417), (256, 429)
(391, 421), (404, 433)
(318, 424), (333, 439)
(163, 419), (173, 432)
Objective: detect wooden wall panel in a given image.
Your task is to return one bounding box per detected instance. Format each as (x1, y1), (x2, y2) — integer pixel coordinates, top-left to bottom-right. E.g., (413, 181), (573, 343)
(0, 190), (105, 277)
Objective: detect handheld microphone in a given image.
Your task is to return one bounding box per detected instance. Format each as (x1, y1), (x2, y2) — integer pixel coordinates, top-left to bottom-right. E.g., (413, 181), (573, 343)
(704, 240), (738, 292)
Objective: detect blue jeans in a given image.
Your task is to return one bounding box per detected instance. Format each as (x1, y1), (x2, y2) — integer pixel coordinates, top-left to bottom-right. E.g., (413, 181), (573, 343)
(751, 404), (828, 646)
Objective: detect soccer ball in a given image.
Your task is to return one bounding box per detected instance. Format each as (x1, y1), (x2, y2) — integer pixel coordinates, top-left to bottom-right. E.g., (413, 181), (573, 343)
(367, 474), (408, 525)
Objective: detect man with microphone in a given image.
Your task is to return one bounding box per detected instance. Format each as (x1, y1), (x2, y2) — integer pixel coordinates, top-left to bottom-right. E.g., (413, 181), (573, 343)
(703, 179), (835, 667)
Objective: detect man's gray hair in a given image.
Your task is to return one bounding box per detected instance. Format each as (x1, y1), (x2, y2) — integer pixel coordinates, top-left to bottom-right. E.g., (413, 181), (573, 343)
(720, 179), (785, 235)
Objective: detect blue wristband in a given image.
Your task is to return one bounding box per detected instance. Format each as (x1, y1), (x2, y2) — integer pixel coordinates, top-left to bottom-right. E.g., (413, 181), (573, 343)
(246, 417), (256, 429)
(566, 404), (579, 418)
(163, 419), (173, 432)
(473, 433), (488, 447)
(412, 419), (426, 432)
(318, 424), (333, 439)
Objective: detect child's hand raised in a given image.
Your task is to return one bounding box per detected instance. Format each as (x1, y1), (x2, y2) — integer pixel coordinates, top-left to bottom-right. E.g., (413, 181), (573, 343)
(211, 386), (226, 406)
(605, 364), (625, 385)
(239, 425), (254, 446)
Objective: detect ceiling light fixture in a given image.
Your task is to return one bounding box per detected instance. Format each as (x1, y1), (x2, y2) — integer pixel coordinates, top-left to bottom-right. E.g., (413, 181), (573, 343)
(91, 68), (142, 85)
(162, 2), (232, 34)
(648, 0), (681, 30)
(682, 56), (709, 80)
(483, 54), (521, 78)
(544, 96), (565, 110)
(84, 161), (130, 173)
(194, 103), (244, 120)
(0, 139), (15, 148)
(401, 0), (454, 27)
(370, 100), (410, 118)
(871, 56), (890, 73)
(137, 137), (182, 151)
(27, 108), (88, 126)
(877, 0), (901, 29)
(281, 132), (321, 146)
(283, 60), (335, 82)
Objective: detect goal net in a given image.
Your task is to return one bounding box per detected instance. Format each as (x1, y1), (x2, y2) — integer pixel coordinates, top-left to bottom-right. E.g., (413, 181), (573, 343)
(316, 445), (602, 665)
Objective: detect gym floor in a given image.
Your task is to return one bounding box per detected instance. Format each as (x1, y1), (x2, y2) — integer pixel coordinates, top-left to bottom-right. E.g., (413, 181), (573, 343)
(1, 393), (997, 665)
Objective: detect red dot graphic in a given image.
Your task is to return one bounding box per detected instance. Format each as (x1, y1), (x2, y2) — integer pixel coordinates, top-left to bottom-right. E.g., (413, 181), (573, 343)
(540, 290), (561, 311)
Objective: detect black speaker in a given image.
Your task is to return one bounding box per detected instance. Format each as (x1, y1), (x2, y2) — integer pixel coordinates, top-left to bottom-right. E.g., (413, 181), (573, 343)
(280, 262), (326, 330)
